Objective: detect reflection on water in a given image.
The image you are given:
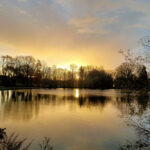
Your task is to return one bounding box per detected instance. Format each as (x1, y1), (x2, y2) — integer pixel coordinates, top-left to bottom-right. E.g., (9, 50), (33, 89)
(0, 89), (150, 150)
(115, 92), (150, 117)
(0, 89), (112, 121)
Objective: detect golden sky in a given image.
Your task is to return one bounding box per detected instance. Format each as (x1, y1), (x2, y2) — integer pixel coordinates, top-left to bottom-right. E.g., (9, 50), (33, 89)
(0, 0), (149, 69)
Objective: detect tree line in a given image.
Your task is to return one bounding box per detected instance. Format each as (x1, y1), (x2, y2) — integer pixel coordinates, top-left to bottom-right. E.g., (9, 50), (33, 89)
(0, 55), (113, 89)
(0, 49), (149, 89)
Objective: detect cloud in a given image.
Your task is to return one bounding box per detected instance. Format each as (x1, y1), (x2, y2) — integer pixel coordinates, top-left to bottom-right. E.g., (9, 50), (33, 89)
(17, 9), (28, 15)
(69, 15), (117, 35)
(0, 0), (150, 69)
(17, 0), (28, 2)
(0, 3), (3, 7)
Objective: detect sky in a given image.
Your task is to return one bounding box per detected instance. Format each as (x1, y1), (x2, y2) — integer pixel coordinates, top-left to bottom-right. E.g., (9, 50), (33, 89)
(0, 0), (150, 70)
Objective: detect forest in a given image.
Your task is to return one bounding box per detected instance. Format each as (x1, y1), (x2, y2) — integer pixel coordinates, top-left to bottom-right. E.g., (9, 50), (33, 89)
(0, 49), (149, 89)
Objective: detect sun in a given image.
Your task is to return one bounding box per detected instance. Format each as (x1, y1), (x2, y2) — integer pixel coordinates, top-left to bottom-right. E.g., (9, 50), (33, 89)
(76, 74), (80, 80)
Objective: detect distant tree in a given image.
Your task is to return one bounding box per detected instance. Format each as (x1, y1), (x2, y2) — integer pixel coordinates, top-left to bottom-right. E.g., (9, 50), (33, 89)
(114, 62), (135, 89)
(85, 69), (113, 89)
(115, 49), (149, 89)
(136, 65), (148, 89)
(68, 64), (78, 88)
(0, 55), (113, 89)
(22, 56), (35, 86)
(70, 64), (77, 80)
(79, 66), (85, 88)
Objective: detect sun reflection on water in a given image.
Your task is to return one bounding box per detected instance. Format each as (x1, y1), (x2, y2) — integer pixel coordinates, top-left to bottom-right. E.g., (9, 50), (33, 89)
(74, 89), (79, 98)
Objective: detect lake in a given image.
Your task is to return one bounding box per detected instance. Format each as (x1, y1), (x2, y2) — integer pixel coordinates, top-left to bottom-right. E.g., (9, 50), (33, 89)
(0, 88), (148, 150)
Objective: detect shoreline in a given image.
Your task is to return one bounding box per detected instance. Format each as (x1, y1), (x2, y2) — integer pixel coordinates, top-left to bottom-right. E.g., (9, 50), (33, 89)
(0, 86), (42, 90)
(0, 87), (149, 93)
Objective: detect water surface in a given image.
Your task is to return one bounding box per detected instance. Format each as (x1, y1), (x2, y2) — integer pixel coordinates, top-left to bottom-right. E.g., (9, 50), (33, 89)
(0, 89), (148, 150)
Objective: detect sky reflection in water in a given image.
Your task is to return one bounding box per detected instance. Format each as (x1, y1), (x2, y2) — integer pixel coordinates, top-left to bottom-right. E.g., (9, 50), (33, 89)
(0, 89), (149, 150)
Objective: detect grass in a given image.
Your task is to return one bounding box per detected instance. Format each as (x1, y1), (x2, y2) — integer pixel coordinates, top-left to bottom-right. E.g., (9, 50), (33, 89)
(0, 128), (53, 150)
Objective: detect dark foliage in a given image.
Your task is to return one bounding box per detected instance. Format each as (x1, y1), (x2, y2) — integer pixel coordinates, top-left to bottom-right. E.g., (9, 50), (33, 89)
(84, 69), (113, 89)
(0, 53), (149, 89)
(0, 129), (53, 150)
(0, 55), (113, 89)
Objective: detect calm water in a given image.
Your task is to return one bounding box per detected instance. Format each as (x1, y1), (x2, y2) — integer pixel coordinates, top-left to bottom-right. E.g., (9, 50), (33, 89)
(0, 89), (149, 150)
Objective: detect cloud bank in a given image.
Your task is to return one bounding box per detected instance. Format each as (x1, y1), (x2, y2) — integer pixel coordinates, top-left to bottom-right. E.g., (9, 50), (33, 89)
(0, 0), (149, 69)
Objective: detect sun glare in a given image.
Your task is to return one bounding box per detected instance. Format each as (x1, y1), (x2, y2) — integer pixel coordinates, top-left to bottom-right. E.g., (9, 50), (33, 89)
(57, 64), (81, 70)
(57, 65), (70, 70)
(76, 74), (80, 80)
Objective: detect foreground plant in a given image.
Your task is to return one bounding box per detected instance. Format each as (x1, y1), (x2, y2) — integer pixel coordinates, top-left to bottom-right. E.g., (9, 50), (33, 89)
(0, 131), (31, 150)
(120, 140), (149, 150)
(121, 108), (150, 149)
(0, 128), (53, 150)
(39, 137), (53, 150)
(0, 129), (6, 140)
